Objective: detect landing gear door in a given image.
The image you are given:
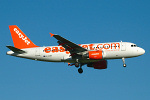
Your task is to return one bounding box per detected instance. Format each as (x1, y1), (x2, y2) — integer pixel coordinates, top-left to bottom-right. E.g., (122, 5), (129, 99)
(121, 42), (126, 51)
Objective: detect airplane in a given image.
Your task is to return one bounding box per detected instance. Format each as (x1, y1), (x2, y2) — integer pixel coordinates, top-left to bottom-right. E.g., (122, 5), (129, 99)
(6, 25), (145, 74)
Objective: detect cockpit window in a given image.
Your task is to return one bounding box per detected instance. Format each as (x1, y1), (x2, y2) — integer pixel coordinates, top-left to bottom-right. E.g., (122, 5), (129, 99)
(131, 44), (137, 47)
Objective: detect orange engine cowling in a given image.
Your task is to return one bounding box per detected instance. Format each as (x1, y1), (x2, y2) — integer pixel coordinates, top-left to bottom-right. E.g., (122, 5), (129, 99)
(88, 51), (103, 59)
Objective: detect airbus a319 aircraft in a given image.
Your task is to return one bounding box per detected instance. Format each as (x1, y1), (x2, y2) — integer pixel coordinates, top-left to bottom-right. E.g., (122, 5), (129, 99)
(6, 25), (145, 73)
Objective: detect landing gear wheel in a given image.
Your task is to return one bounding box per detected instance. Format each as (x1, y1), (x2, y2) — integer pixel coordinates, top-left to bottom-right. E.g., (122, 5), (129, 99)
(75, 62), (79, 67)
(78, 68), (83, 74)
(122, 58), (126, 67)
(123, 64), (126, 67)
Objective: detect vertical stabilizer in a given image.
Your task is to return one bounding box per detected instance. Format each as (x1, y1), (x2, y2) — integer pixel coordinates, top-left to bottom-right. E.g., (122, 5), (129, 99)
(9, 25), (38, 49)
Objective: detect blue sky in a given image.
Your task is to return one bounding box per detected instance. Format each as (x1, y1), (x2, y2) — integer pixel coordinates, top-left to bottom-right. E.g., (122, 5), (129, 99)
(0, 0), (150, 100)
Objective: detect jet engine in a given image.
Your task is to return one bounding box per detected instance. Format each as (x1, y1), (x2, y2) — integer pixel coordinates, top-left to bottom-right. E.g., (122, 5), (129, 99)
(87, 60), (107, 69)
(82, 51), (103, 59)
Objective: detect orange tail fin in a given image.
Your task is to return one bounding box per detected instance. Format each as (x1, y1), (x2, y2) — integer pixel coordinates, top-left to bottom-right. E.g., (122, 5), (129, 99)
(9, 25), (38, 49)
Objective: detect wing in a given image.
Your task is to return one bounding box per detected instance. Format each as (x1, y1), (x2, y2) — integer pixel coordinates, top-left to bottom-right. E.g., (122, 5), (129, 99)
(50, 33), (88, 54)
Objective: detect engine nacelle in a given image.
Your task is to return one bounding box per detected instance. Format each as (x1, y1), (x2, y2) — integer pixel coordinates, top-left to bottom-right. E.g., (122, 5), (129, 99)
(87, 60), (107, 69)
(82, 51), (103, 59)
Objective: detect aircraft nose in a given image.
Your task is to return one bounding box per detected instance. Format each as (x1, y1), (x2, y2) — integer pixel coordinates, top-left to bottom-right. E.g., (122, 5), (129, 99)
(139, 48), (145, 55)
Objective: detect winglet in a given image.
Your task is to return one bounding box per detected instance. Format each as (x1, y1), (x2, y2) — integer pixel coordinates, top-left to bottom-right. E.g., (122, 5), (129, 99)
(50, 33), (54, 37)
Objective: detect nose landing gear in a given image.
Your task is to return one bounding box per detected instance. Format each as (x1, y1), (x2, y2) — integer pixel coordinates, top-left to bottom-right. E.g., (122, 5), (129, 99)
(123, 64), (126, 67)
(122, 57), (126, 67)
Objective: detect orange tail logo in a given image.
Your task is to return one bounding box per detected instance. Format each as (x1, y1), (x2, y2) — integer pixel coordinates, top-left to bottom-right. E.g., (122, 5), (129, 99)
(9, 25), (38, 49)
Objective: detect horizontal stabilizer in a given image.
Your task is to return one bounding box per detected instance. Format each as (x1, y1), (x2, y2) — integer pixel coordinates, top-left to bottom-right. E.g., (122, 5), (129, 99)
(6, 46), (26, 54)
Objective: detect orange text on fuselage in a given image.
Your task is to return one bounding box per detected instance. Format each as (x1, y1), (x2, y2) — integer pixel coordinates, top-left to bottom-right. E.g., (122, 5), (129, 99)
(44, 43), (120, 54)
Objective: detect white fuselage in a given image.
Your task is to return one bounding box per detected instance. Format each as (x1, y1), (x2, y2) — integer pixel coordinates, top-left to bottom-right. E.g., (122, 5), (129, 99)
(7, 42), (145, 63)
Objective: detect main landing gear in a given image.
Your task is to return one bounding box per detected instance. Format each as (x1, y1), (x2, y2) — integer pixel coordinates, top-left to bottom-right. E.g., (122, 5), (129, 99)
(78, 67), (83, 74)
(122, 57), (126, 67)
(75, 63), (83, 74)
(75, 59), (79, 67)
(75, 62), (79, 67)
(75, 62), (83, 74)
(74, 59), (83, 74)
